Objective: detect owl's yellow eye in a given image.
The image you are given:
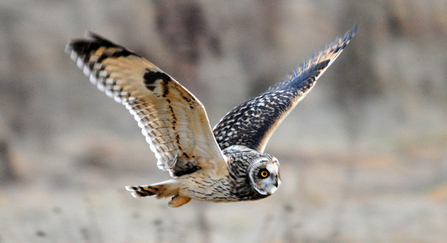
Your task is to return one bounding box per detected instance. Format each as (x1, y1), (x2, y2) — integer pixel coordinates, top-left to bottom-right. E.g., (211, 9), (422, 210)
(259, 169), (270, 178)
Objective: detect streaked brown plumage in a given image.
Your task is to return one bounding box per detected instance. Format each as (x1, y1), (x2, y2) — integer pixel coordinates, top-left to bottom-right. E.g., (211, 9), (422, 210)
(66, 25), (356, 207)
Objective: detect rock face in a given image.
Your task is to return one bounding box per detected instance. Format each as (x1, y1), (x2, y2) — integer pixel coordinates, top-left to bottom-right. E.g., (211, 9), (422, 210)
(1, 1), (447, 242)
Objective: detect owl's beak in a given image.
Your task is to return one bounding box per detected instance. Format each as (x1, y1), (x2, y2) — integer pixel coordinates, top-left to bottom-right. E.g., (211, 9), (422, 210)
(275, 176), (281, 187)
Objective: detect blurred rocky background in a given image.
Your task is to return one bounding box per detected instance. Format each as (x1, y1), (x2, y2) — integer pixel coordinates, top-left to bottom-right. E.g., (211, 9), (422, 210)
(1, 0), (447, 242)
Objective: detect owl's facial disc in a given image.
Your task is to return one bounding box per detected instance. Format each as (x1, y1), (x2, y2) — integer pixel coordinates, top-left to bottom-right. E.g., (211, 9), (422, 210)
(249, 158), (281, 196)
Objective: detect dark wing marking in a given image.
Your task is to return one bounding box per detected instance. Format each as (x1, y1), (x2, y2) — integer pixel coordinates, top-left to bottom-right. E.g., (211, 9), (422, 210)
(213, 26), (357, 152)
(66, 32), (227, 177)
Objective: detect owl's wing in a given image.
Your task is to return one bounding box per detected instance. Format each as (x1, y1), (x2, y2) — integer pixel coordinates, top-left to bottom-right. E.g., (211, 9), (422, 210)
(213, 26), (357, 152)
(66, 32), (227, 177)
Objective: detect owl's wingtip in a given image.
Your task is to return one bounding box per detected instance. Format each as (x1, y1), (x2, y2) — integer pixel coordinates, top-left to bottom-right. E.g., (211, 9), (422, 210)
(352, 24), (358, 34)
(349, 24), (358, 40)
(344, 24), (358, 41)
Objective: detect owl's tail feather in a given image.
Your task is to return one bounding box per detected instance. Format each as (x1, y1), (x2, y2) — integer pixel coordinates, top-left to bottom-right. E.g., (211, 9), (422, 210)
(125, 180), (192, 207)
(126, 180), (178, 198)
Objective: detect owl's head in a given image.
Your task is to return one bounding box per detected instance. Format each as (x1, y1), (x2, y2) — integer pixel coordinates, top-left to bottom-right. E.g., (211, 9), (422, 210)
(248, 156), (281, 196)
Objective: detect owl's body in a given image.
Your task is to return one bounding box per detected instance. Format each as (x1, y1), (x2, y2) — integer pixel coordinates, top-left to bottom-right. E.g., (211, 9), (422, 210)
(66, 26), (356, 207)
(127, 146), (278, 207)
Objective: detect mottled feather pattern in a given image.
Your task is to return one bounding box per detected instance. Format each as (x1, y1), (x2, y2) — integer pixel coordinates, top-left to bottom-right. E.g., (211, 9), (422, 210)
(213, 26), (357, 152)
(214, 90), (296, 152)
(66, 27), (356, 207)
(65, 32), (227, 177)
(179, 147), (270, 202)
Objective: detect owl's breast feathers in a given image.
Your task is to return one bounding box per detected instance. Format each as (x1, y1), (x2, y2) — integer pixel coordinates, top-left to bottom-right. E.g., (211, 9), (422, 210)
(176, 147), (268, 202)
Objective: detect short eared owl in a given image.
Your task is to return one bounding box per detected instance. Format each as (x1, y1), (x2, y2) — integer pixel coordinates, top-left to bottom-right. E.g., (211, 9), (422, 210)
(66, 26), (356, 207)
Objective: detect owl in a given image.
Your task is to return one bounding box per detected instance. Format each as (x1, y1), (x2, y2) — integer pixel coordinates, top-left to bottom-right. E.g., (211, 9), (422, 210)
(66, 26), (356, 207)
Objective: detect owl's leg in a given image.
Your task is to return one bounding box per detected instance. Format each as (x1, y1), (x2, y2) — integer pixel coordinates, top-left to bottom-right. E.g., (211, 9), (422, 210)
(168, 195), (192, 208)
(126, 180), (179, 198)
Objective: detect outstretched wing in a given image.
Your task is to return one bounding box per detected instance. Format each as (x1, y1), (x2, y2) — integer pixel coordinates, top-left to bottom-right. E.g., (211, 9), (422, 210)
(66, 32), (227, 177)
(213, 26), (357, 152)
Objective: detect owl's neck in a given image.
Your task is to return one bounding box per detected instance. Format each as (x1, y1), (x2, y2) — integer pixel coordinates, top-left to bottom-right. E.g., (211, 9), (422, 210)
(223, 145), (260, 174)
